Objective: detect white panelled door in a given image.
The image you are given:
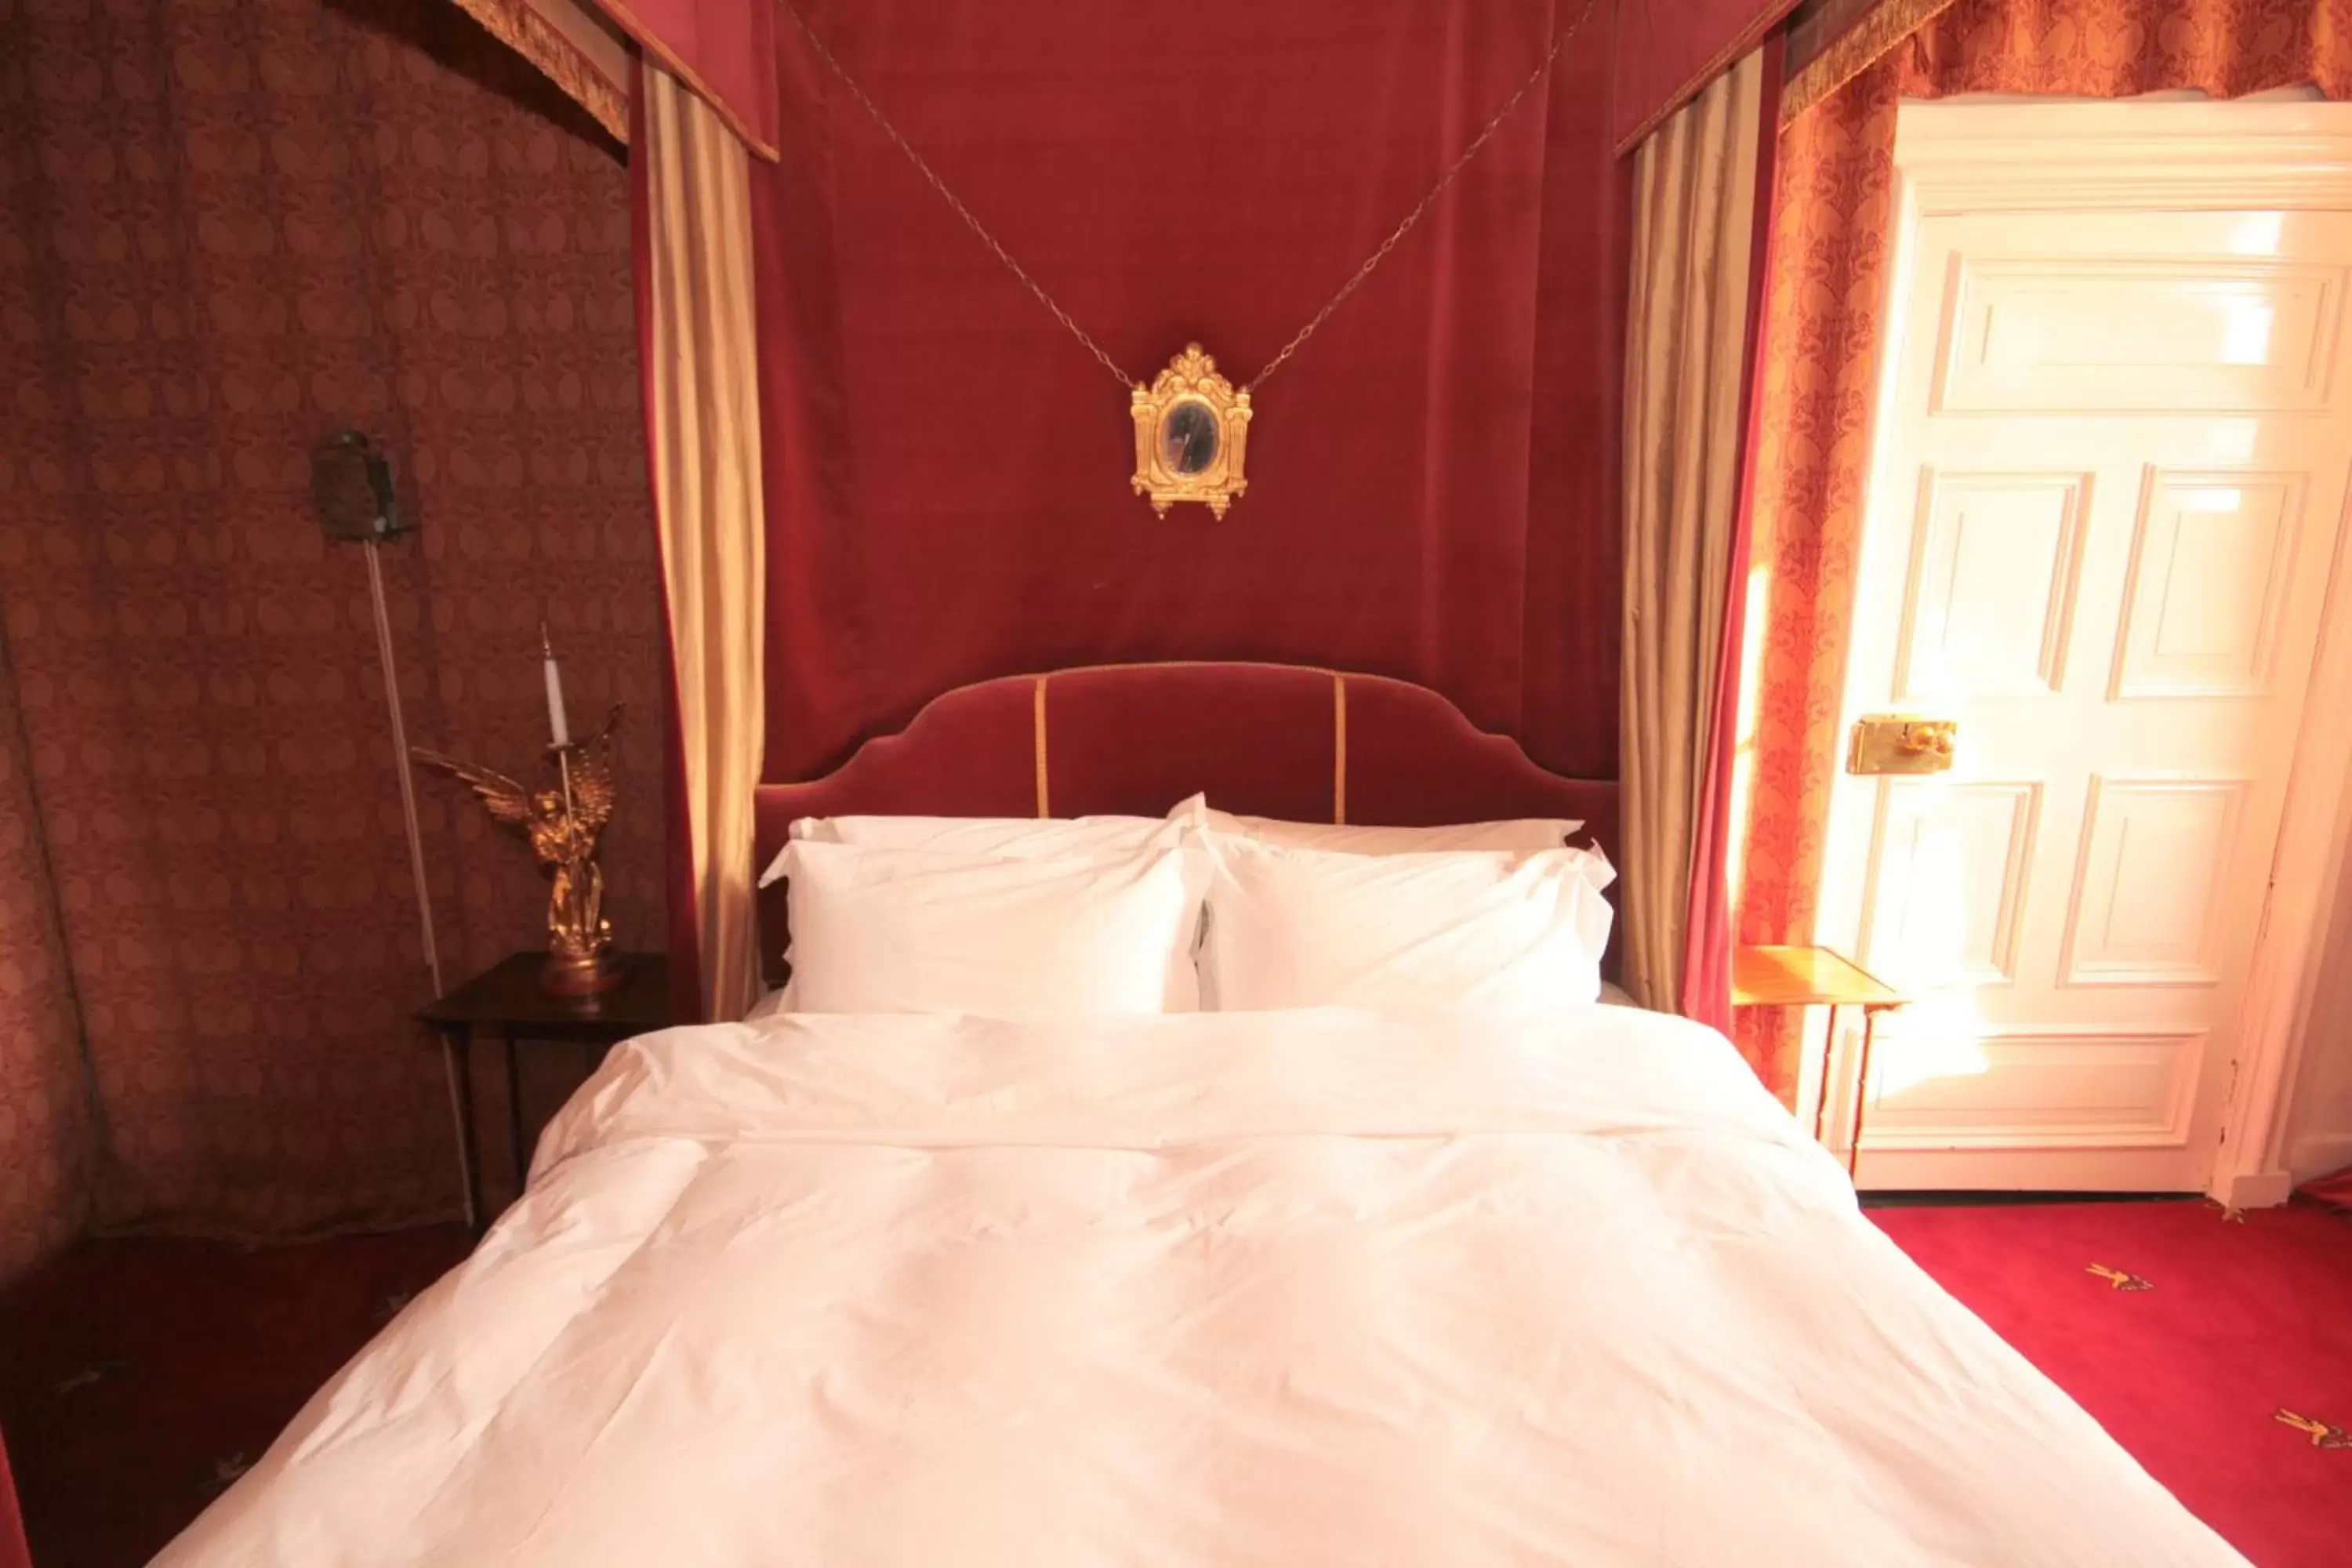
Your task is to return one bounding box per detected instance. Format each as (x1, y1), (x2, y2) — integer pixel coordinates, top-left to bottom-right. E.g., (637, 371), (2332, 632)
(1819, 100), (2352, 1192)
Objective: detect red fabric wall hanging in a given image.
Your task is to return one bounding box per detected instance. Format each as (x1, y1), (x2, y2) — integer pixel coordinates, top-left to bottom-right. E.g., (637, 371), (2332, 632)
(1613, 0), (1806, 150)
(597, 0), (780, 155)
(750, 0), (1626, 783)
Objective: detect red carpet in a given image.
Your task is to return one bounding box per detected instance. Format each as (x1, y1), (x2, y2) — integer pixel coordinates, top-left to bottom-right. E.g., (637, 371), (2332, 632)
(1870, 1199), (2352, 1568)
(0, 1204), (2346, 1565)
(0, 1229), (472, 1568)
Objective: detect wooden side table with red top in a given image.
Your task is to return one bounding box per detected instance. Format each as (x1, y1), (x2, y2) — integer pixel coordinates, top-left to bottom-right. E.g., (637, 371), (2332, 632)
(1732, 944), (1904, 1178)
(417, 951), (670, 1232)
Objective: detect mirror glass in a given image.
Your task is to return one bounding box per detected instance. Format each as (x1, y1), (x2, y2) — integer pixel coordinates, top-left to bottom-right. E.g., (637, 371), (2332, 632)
(1160, 400), (1220, 477)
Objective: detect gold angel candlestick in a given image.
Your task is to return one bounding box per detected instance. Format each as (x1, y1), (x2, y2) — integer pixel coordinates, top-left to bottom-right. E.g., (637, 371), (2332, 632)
(412, 707), (623, 996)
(411, 630), (626, 996)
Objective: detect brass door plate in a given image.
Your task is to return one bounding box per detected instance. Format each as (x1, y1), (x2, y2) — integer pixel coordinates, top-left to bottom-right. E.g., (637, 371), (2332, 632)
(1848, 715), (1956, 775)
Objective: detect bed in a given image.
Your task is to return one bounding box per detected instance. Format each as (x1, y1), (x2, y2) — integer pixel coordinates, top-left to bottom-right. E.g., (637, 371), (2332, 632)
(157, 664), (2244, 1566)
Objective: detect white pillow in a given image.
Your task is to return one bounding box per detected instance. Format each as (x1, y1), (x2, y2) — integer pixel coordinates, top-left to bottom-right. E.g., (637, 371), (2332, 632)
(1198, 837), (1614, 1011)
(1197, 805), (1582, 856)
(778, 840), (1204, 1015)
(762, 794), (1205, 885)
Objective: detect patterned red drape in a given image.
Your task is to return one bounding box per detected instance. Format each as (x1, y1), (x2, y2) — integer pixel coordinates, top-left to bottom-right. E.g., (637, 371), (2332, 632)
(753, 0), (1627, 787)
(1733, 0), (2352, 1099)
(0, 0), (662, 1236)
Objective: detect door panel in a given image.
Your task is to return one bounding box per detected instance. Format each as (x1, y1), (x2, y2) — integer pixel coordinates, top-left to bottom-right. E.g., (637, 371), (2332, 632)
(1895, 471), (2089, 701)
(1867, 1030), (2200, 1149)
(2112, 471), (2306, 699)
(2058, 777), (2245, 988)
(1863, 779), (2039, 989)
(1939, 256), (2347, 414)
(1818, 112), (2352, 1192)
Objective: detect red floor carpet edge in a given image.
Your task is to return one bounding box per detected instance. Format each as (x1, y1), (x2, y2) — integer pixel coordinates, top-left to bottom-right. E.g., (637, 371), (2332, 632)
(0, 1228), (474, 1568)
(1868, 1199), (2352, 1568)
(2, 1203), (2347, 1565)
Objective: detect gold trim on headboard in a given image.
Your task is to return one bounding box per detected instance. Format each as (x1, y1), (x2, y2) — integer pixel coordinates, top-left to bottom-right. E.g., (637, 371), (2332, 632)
(1332, 673), (1348, 825)
(1033, 674), (1051, 817)
(761, 661), (1602, 827)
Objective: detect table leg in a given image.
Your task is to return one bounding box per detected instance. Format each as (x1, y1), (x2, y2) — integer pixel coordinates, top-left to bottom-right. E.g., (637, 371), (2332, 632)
(441, 1027), (482, 1234)
(1812, 1004), (1842, 1146)
(503, 1028), (527, 1198)
(1848, 1007), (1882, 1181)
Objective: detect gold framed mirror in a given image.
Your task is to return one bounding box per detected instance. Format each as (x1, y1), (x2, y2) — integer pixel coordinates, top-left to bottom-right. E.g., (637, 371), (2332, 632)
(1131, 343), (1251, 517)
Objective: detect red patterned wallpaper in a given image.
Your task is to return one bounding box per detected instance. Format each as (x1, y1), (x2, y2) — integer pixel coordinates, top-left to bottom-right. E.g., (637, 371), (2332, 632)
(0, 0), (662, 1237)
(0, 640), (91, 1286)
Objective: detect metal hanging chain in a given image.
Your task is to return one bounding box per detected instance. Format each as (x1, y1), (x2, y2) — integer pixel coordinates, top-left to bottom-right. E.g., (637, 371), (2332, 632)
(779, 0), (1599, 394)
(779, 3), (1138, 388)
(1246, 0), (1599, 393)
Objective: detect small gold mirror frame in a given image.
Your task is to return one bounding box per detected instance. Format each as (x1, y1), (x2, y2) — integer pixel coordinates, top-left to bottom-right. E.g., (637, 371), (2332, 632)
(1131, 343), (1252, 518)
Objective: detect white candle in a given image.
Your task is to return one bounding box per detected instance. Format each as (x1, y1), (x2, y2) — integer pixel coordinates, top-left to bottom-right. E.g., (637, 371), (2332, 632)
(541, 624), (571, 748)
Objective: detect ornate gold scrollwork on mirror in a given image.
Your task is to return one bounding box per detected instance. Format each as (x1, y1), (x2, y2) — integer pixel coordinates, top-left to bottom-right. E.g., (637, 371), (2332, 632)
(1131, 344), (1252, 518)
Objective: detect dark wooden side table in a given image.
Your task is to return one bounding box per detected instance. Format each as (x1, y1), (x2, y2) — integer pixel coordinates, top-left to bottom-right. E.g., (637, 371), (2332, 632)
(416, 951), (670, 1231)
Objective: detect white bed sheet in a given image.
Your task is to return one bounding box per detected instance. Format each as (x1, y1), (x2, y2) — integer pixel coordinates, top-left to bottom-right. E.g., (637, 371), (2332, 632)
(160, 1006), (2243, 1566)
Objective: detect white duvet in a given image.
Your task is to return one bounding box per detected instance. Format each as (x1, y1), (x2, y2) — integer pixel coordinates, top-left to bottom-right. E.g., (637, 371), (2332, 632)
(161, 1007), (2244, 1566)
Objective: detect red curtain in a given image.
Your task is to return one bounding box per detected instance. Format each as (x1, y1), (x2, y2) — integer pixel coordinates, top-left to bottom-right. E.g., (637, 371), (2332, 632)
(0, 1430), (26, 1568)
(597, 0), (779, 154)
(748, 0), (1626, 783)
(1614, 0), (1806, 149)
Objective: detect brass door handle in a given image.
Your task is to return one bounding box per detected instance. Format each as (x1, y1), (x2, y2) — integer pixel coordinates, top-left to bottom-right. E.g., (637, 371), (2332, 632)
(1849, 715), (1956, 775)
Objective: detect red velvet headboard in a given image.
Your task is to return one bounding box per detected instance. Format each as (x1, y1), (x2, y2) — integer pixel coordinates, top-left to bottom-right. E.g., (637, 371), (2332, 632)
(753, 662), (1619, 985)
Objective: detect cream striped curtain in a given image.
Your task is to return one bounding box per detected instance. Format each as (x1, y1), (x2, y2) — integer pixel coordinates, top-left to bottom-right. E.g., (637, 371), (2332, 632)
(1619, 51), (1768, 1013)
(642, 61), (765, 1020)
